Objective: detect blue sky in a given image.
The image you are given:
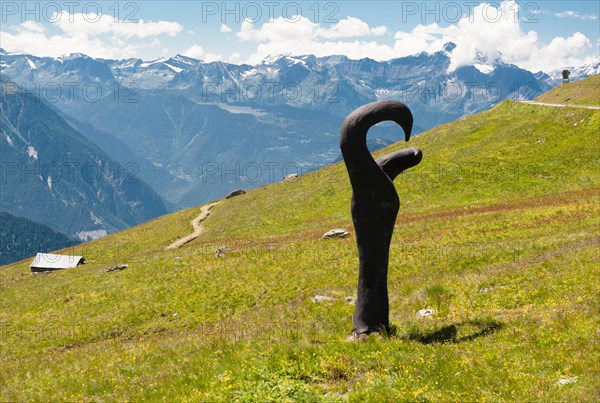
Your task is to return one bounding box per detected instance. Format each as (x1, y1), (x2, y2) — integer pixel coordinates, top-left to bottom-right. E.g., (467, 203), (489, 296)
(1, 1), (598, 72)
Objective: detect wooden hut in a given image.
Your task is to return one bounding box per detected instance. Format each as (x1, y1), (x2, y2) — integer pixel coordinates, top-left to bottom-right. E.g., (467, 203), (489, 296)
(30, 253), (85, 273)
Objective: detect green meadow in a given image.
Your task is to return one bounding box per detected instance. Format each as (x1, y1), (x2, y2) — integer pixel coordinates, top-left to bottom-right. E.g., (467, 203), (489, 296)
(1, 76), (599, 401)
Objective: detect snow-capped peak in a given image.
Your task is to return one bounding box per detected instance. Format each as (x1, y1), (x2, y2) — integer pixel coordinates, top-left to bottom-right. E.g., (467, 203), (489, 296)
(59, 53), (91, 60)
(170, 54), (198, 65)
(113, 58), (141, 69)
(474, 64), (495, 74)
(164, 63), (183, 73)
(548, 61), (600, 81)
(139, 57), (167, 68)
(262, 54), (286, 64)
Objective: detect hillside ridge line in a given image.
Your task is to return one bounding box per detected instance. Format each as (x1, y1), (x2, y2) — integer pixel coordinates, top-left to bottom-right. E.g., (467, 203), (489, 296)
(517, 100), (600, 110)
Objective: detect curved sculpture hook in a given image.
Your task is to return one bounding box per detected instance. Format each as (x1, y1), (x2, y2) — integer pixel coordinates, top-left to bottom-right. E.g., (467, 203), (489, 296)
(340, 100), (422, 335)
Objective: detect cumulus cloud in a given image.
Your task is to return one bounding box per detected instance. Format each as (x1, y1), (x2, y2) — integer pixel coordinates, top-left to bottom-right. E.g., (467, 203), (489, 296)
(237, 15), (394, 63)
(1, 12), (182, 59)
(392, 1), (594, 72)
(317, 17), (387, 39)
(237, 15), (388, 43)
(234, 1), (596, 72)
(182, 45), (222, 62)
(237, 16), (317, 43)
(17, 21), (46, 33)
(227, 52), (242, 63)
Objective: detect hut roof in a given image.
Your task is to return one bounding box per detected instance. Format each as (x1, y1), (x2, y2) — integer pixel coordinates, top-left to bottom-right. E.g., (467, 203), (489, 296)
(30, 253), (85, 271)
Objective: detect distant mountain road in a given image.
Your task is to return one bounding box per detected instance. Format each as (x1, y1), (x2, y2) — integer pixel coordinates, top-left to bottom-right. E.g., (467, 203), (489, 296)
(165, 202), (219, 250)
(517, 100), (600, 110)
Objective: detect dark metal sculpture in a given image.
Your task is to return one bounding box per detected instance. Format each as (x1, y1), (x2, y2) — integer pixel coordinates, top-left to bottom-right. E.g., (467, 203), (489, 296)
(340, 100), (422, 335)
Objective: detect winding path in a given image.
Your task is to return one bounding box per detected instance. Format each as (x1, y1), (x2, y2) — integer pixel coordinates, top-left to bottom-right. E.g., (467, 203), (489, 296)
(165, 202), (219, 250)
(517, 100), (600, 110)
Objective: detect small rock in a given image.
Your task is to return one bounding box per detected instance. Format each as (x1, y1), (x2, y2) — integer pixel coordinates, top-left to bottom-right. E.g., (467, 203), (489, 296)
(226, 189), (246, 199)
(284, 173), (298, 181)
(345, 296), (356, 304)
(105, 264), (128, 273)
(347, 332), (369, 342)
(557, 376), (578, 386)
(322, 229), (349, 239)
(172, 313), (179, 317)
(312, 295), (335, 303)
(215, 246), (231, 258)
(417, 309), (437, 318)
(535, 139), (546, 143)
(480, 285), (505, 293)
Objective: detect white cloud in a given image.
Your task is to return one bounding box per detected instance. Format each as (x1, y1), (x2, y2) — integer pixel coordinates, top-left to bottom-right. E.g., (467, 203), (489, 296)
(227, 52), (242, 63)
(205, 53), (223, 63)
(234, 1), (596, 72)
(220, 23), (233, 33)
(237, 15), (395, 63)
(182, 45), (222, 62)
(237, 16), (317, 43)
(391, 1), (594, 72)
(554, 11), (597, 20)
(528, 9), (550, 16)
(317, 17), (387, 39)
(183, 44), (205, 59)
(52, 12), (182, 38)
(1, 12), (182, 59)
(371, 26), (388, 36)
(18, 21), (45, 33)
(237, 15), (387, 42)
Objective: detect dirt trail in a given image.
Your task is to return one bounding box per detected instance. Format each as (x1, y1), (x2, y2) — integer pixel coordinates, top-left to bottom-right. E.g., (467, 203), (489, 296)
(165, 202), (219, 250)
(517, 100), (600, 110)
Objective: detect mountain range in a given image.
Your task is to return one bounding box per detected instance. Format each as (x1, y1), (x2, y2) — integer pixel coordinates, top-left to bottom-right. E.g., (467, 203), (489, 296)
(1, 44), (597, 213)
(0, 76), (169, 240)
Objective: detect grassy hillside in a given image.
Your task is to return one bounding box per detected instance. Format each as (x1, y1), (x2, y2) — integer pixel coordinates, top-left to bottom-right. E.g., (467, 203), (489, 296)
(1, 76), (599, 401)
(536, 74), (600, 106)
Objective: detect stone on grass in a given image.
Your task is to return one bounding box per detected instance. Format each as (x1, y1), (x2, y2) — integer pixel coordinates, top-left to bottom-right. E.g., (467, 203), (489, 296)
(346, 332), (370, 342)
(215, 246), (231, 258)
(322, 229), (349, 239)
(226, 189), (246, 199)
(105, 264), (128, 273)
(312, 295), (335, 303)
(557, 376), (578, 386)
(417, 309), (437, 318)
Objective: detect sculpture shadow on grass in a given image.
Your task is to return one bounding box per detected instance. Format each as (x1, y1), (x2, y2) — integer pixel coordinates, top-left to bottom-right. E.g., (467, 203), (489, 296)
(401, 318), (504, 345)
